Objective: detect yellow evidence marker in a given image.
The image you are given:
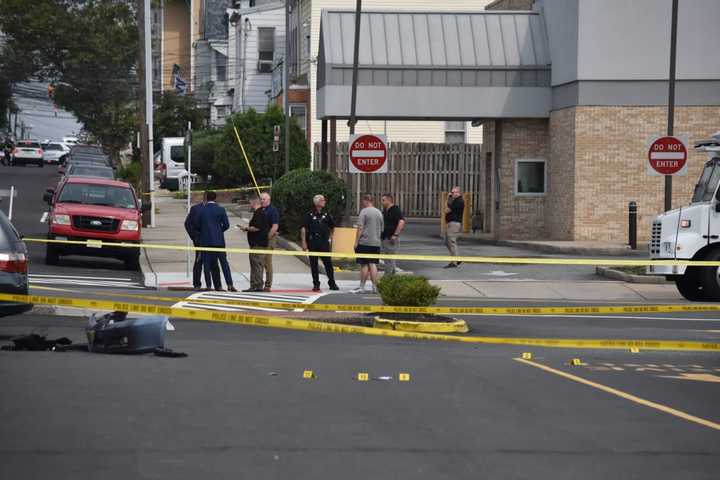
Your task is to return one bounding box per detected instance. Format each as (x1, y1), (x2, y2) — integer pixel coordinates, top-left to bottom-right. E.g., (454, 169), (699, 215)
(398, 373), (411, 382)
(357, 372), (369, 382)
(521, 352), (533, 360)
(569, 358), (585, 366)
(630, 347), (640, 353)
(303, 370), (315, 379)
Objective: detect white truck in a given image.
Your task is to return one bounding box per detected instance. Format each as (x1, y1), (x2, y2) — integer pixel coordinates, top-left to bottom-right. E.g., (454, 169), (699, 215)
(157, 137), (188, 191)
(648, 132), (720, 300)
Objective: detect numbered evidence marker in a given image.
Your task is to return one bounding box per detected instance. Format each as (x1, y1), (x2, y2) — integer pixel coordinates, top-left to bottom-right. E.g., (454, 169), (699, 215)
(398, 373), (411, 382)
(357, 372), (369, 382)
(302, 370), (315, 379)
(569, 358), (585, 366)
(630, 347), (640, 353)
(521, 352), (533, 360)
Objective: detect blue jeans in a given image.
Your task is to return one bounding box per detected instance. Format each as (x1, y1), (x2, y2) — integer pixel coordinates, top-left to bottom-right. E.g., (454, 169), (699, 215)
(202, 251), (233, 289)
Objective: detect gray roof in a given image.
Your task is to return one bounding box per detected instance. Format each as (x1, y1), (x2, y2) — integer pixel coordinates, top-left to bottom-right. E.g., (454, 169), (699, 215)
(320, 10), (550, 70)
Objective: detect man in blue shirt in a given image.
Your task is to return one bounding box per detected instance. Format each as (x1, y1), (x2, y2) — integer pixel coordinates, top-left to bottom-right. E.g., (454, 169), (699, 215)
(184, 199), (219, 290)
(260, 192), (280, 292)
(193, 191), (236, 292)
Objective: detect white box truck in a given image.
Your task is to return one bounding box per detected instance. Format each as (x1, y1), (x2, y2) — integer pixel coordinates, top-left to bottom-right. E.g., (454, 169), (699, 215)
(157, 137), (187, 191)
(648, 132), (720, 300)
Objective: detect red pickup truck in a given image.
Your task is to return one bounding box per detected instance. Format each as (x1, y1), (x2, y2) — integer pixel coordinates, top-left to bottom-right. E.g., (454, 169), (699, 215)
(43, 177), (142, 270)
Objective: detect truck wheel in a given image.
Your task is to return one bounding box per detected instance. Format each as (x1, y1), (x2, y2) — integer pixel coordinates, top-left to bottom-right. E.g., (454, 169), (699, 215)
(675, 268), (706, 301)
(45, 245), (59, 266)
(697, 250), (720, 301)
(124, 253), (140, 271)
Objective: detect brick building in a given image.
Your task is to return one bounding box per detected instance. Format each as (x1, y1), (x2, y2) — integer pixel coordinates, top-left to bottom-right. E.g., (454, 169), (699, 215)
(316, 0), (720, 242)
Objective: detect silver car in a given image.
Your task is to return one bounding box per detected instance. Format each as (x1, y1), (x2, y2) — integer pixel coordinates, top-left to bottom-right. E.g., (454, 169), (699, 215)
(41, 142), (69, 164)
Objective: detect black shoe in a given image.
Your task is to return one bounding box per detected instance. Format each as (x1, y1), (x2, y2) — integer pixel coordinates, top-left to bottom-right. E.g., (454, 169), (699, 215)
(443, 263), (457, 269)
(456, 262), (463, 267)
(228, 286), (237, 292)
(328, 284), (340, 291)
(242, 287), (260, 292)
(215, 288), (225, 292)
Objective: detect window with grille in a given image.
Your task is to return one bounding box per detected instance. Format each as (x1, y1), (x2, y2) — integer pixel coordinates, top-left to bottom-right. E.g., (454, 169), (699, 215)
(257, 27), (275, 73)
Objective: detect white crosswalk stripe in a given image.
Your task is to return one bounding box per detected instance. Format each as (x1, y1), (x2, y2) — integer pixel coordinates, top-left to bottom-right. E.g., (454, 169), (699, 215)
(173, 290), (326, 313)
(29, 273), (145, 289)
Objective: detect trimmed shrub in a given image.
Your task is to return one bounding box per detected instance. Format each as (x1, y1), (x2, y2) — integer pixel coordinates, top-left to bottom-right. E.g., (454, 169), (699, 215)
(377, 275), (441, 307)
(272, 169), (347, 239)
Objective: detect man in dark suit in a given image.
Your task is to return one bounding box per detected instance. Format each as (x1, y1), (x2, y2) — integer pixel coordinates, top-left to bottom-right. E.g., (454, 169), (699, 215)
(193, 191), (236, 292)
(184, 199), (219, 290)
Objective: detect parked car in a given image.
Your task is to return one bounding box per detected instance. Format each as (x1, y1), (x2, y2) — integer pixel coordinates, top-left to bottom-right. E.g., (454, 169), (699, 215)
(0, 209), (32, 317)
(41, 142), (70, 164)
(10, 140), (44, 167)
(65, 163), (115, 180)
(69, 144), (104, 157)
(43, 177), (142, 270)
(59, 154), (113, 175)
(62, 136), (78, 145)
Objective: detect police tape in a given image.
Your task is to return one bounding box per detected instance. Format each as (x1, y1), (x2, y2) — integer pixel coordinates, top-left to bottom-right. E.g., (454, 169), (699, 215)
(27, 285), (720, 317)
(142, 185), (271, 197)
(19, 236), (720, 267)
(2, 292), (718, 352)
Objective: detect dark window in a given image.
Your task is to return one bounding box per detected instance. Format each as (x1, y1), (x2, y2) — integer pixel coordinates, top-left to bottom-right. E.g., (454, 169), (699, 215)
(515, 160), (546, 195)
(215, 51), (227, 82)
(170, 145), (184, 162)
(258, 27), (275, 73)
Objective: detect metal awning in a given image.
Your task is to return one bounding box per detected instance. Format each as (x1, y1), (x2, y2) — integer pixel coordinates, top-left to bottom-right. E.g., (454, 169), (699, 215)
(316, 9), (552, 120)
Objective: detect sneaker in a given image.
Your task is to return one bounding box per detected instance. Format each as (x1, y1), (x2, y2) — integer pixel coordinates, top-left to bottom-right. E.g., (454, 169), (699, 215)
(443, 263), (457, 269)
(228, 286), (237, 292)
(328, 284), (340, 291)
(312, 287), (321, 292)
(350, 288), (365, 294)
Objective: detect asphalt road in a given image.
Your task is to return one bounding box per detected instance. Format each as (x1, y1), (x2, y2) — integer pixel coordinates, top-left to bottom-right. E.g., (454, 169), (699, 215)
(0, 312), (718, 480)
(0, 161), (144, 290)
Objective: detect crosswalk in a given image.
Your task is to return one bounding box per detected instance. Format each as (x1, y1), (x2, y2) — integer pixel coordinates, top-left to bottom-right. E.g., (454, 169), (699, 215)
(172, 290), (326, 313)
(29, 273), (146, 289)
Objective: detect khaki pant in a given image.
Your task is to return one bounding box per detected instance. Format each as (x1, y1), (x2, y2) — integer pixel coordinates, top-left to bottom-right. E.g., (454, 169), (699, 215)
(445, 221), (461, 258)
(249, 248), (267, 290)
(381, 238), (399, 275)
(263, 235), (277, 288)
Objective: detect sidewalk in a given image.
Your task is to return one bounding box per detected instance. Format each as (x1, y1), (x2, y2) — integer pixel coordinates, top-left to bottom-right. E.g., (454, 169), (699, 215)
(140, 195), (355, 291)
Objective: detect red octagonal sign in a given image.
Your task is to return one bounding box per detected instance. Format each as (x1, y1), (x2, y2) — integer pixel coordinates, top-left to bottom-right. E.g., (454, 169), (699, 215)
(349, 134), (388, 174)
(648, 136), (688, 176)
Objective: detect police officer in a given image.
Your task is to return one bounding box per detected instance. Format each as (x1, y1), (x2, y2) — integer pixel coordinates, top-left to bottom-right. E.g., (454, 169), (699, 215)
(301, 194), (340, 292)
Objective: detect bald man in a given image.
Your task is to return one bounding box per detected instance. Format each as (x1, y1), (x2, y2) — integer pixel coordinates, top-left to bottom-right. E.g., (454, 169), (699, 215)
(260, 192), (280, 291)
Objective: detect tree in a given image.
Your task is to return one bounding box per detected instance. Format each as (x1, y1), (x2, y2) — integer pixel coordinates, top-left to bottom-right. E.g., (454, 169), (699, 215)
(210, 105), (310, 187)
(0, 0), (138, 157)
(153, 93), (206, 152)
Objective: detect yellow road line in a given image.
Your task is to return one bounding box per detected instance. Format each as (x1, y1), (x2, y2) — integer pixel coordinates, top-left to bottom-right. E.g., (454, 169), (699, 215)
(514, 358), (720, 431)
(20, 237), (720, 266)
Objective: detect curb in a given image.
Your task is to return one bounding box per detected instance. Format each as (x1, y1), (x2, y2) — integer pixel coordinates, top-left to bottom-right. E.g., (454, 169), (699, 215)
(595, 266), (669, 284)
(373, 315), (469, 333)
(451, 235), (647, 257)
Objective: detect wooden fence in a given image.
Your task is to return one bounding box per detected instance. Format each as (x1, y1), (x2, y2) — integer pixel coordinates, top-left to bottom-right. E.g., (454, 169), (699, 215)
(313, 142), (483, 218)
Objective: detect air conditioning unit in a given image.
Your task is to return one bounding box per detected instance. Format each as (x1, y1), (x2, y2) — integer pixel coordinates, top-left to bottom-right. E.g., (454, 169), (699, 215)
(258, 60), (273, 73)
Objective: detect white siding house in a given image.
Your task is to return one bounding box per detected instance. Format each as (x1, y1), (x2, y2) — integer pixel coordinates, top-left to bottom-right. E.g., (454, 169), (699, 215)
(228, 1), (286, 114)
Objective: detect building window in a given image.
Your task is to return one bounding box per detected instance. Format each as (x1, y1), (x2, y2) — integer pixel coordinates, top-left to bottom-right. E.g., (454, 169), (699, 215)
(258, 27), (275, 73)
(290, 104), (306, 135)
(445, 121), (466, 143)
(515, 159), (546, 195)
(215, 51), (227, 82)
(216, 106), (227, 121)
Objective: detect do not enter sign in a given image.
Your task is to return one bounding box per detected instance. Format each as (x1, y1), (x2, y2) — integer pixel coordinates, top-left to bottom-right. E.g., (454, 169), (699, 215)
(647, 135), (688, 176)
(349, 134), (388, 173)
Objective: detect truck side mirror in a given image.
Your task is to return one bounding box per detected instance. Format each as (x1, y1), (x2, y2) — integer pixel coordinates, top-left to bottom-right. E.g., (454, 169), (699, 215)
(715, 203), (720, 213)
(43, 188), (54, 205)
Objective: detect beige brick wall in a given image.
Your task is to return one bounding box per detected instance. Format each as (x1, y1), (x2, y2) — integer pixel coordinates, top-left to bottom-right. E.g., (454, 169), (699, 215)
(573, 106), (720, 242)
(546, 108), (576, 239)
(497, 119), (550, 239)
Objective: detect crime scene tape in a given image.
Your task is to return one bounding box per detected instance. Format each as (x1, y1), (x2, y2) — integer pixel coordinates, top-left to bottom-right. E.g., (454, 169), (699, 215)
(27, 285), (720, 316)
(143, 185), (271, 197)
(2, 292), (718, 352)
(19, 237), (720, 267)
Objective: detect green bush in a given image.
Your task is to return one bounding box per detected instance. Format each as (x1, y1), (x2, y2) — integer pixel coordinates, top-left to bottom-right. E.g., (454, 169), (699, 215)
(116, 161), (142, 193)
(377, 275), (441, 307)
(272, 169), (348, 239)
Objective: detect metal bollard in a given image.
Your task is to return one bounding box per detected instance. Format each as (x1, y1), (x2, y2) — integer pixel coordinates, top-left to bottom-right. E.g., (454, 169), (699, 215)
(628, 201), (637, 250)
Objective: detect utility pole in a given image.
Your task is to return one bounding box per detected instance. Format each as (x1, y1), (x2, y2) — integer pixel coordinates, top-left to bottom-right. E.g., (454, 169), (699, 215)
(665, 0), (679, 212)
(284, 0), (291, 174)
(144, 0), (155, 227)
(348, 0), (362, 215)
(137, 0), (150, 227)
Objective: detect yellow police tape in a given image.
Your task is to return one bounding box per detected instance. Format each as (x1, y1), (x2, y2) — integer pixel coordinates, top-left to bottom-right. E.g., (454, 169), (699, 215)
(19, 237), (720, 266)
(142, 185), (271, 197)
(27, 285), (720, 317)
(2, 292), (718, 352)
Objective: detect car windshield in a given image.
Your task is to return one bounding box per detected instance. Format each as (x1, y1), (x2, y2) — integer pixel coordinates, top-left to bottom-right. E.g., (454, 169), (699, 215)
(691, 160), (720, 203)
(58, 183), (136, 209)
(170, 145), (184, 162)
(69, 166), (114, 179)
(71, 145), (103, 155)
(43, 143), (63, 151)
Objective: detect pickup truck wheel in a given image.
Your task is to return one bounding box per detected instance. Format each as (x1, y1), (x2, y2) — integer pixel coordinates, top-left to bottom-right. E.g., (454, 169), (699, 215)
(675, 268), (706, 301)
(45, 244), (59, 266)
(697, 250), (720, 301)
(38, 161), (44, 168)
(124, 253), (140, 271)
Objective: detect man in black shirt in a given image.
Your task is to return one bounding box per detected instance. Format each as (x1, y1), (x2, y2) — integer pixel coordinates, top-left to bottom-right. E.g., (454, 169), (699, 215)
(301, 194), (340, 292)
(444, 186), (464, 268)
(380, 193), (406, 276)
(239, 196), (269, 292)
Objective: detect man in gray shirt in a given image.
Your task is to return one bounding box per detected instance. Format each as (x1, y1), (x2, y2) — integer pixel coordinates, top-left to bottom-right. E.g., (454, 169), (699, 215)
(352, 194), (384, 293)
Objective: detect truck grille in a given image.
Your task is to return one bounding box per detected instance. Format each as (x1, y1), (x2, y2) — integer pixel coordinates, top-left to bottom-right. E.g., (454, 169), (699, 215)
(72, 216), (119, 232)
(650, 220), (661, 255)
